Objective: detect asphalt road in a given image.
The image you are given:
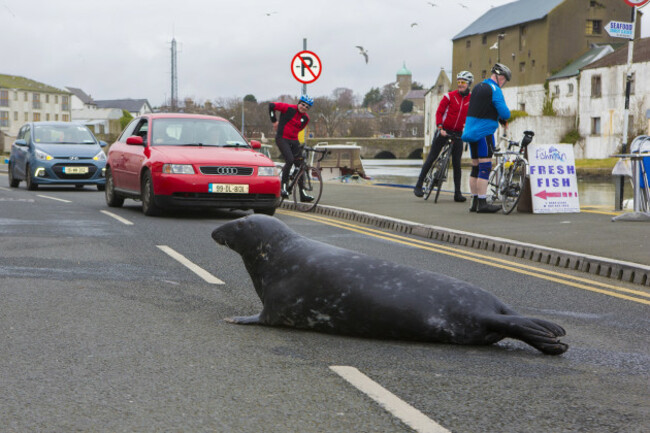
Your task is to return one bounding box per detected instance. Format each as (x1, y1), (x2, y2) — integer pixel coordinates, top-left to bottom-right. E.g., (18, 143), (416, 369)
(1, 179), (648, 433)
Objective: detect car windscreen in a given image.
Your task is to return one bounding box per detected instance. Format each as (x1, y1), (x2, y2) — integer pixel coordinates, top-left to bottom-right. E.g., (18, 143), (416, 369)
(33, 124), (97, 144)
(152, 118), (248, 147)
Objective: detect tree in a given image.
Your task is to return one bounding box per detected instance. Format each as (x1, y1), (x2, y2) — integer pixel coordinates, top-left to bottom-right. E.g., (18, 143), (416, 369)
(310, 96), (347, 137)
(244, 94), (257, 103)
(411, 81), (425, 90)
(332, 87), (356, 109)
(381, 83), (397, 112)
(362, 87), (382, 109)
(400, 99), (414, 113)
(119, 110), (133, 130)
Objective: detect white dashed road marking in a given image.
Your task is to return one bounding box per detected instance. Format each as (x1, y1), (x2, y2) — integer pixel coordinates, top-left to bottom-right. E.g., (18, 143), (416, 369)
(100, 210), (134, 226)
(157, 245), (225, 285)
(330, 366), (450, 433)
(37, 194), (72, 203)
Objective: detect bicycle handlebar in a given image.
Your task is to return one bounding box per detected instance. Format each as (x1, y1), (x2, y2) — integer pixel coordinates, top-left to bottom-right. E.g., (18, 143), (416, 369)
(303, 145), (329, 162)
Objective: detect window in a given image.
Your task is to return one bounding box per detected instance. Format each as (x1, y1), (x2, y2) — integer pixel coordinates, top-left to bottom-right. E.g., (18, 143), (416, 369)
(591, 117), (601, 135)
(519, 25), (526, 50)
(46, 113), (50, 121)
(519, 102), (526, 111)
(0, 90), (8, 107)
(466, 40), (471, 48)
(33, 112), (41, 121)
(24, 112), (28, 121)
(62, 114), (69, 122)
(32, 93), (41, 109)
(13, 91), (17, 100)
(24, 92), (28, 101)
(627, 72), (636, 95)
(481, 70), (487, 79)
(62, 95), (69, 111)
(55, 114), (59, 121)
(519, 62), (526, 72)
(586, 20), (602, 35)
(591, 75), (602, 98)
(55, 95), (58, 103)
(553, 85), (560, 96)
(14, 111), (18, 121)
(482, 35), (487, 45)
(531, 59), (536, 67)
(0, 111), (8, 127)
(568, 83), (574, 96)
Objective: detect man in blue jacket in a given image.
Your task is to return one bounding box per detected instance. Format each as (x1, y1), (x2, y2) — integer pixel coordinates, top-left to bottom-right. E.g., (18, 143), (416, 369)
(462, 63), (512, 213)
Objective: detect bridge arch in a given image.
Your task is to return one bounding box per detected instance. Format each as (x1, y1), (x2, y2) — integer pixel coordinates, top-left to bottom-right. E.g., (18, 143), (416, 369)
(374, 150), (397, 159)
(407, 148), (423, 159)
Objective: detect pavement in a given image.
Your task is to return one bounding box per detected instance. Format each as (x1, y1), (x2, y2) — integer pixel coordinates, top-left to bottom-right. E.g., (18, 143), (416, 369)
(1, 161), (648, 286)
(282, 181), (650, 287)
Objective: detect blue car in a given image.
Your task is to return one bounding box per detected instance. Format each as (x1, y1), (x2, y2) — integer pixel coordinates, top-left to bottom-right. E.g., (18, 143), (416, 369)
(8, 122), (107, 191)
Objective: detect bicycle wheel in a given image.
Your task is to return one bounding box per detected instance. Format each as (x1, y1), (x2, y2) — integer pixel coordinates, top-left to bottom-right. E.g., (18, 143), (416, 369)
(422, 164), (436, 200)
(502, 160), (526, 214)
(485, 167), (501, 205)
(432, 150), (451, 203)
(292, 165), (323, 212)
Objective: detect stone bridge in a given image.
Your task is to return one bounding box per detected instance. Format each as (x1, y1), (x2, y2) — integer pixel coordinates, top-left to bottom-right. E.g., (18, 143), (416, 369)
(305, 137), (424, 159)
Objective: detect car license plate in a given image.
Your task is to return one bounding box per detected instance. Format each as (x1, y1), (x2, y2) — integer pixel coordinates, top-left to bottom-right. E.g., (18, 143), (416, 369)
(209, 183), (249, 194)
(63, 166), (89, 174)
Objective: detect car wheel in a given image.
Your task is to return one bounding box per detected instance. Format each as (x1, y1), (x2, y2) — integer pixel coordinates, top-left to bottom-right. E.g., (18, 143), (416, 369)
(105, 167), (124, 207)
(8, 162), (20, 188)
(141, 171), (162, 216)
(253, 207), (276, 216)
(97, 184), (106, 191)
(25, 164), (38, 191)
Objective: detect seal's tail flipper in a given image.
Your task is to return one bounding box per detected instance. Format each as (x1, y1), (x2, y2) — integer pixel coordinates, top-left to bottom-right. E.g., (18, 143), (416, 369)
(224, 313), (262, 325)
(487, 315), (568, 355)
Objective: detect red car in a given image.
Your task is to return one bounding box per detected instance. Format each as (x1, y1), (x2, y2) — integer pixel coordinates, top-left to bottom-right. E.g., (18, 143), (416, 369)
(105, 113), (281, 216)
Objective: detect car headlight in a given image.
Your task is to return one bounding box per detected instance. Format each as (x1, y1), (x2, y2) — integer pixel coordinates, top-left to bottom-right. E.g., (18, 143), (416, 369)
(258, 166), (281, 176)
(35, 149), (53, 161)
(93, 151), (106, 161)
(162, 164), (195, 174)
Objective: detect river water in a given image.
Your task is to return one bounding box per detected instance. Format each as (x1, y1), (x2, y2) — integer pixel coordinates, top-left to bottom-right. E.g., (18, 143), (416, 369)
(362, 159), (631, 207)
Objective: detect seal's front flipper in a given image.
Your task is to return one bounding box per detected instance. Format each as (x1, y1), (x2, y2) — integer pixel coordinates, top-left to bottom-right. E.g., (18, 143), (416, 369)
(487, 315), (568, 355)
(224, 313), (261, 325)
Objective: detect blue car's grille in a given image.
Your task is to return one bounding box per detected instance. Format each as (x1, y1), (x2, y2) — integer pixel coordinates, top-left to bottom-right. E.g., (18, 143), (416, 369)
(51, 163), (98, 179)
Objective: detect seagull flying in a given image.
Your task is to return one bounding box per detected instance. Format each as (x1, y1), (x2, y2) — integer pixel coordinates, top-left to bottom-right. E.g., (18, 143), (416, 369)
(427, 1), (438, 6)
(356, 46), (369, 64)
(458, 2), (468, 8)
(410, 22), (418, 28)
(489, 42), (499, 50)
(264, 11), (277, 16)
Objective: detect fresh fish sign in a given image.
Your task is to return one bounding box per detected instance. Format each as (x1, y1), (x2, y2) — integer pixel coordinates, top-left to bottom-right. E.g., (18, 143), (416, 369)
(528, 144), (580, 214)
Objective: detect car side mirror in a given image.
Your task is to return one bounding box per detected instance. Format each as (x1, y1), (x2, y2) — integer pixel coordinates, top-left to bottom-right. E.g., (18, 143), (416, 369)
(249, 140), (261, 149)
(14, 139), (27, 146)
(99, 140), (108, 148)
(126, 136), (144, 145)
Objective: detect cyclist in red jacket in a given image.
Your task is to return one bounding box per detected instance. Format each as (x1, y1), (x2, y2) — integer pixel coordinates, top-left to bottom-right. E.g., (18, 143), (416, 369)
(269, 94), (313, 200)
(414, 71), (473, 202)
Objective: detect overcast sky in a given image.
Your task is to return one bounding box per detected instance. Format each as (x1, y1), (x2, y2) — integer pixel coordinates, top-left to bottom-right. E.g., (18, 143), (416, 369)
(2, 0), (649, 106)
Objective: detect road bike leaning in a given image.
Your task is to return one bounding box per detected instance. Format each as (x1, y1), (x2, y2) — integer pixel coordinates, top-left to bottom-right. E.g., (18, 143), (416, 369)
(486, 130), (535, 214)
(282, 145), (328, 212)
(421, 130), (462, 203)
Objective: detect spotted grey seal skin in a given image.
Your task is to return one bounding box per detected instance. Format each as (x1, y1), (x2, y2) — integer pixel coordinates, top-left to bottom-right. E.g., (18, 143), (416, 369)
(211, 214), (568, 355)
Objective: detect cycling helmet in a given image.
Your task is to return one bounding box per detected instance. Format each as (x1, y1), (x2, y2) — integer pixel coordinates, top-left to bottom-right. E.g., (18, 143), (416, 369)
(456, 70), (474, 85)
(491, 63), (512, 81)
(299, 94), (314, 107)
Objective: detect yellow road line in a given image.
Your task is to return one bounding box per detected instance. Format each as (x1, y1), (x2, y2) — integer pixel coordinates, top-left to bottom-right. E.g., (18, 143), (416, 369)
(279, 210), (650, 305)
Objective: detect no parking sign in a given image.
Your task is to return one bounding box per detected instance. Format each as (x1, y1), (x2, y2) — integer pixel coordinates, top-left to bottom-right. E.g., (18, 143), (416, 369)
(291, 50), (321, 84)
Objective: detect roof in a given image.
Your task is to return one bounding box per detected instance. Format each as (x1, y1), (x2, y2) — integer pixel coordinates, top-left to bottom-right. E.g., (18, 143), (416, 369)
(405, 89), (427, 100)
(397, 62), (411, 76)
(66, 87), (95, 105)
(0, 73), (69, 94)
(94, 98), (151, 112)
(547, 44), (616, 80)
(582, 37), (650, 70)
(453, 0), (564, 40)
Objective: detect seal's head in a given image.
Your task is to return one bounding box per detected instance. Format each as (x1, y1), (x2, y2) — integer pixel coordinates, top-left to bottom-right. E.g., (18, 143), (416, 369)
(211, 214), (292, 257)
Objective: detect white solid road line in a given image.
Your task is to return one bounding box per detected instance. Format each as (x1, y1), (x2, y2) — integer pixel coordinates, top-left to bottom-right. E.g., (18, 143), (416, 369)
(330, 366), (450, 433)
(37, 194), (72, 203)
(100, 210), (134, 226)
(157, 245), (225, 285)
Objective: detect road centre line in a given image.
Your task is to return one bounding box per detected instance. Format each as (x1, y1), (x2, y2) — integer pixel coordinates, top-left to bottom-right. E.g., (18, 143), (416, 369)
(330, 366), (450, 433)
(157, 245), (225, 285)
(100, 210), (134, 226)
(281, 210), (650, 306)
(37, 194), (72, 203)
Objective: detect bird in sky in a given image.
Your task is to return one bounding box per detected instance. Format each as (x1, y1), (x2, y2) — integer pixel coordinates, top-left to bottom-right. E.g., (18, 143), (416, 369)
(458, 2), (468, 8)
(410, 22), (418, 28)
(356, 46), (369, 64)
(427, 1), (438, 6)
(264, 11), (277, 16)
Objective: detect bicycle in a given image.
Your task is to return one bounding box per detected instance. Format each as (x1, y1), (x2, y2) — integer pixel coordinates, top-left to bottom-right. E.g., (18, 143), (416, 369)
(486, 130), (535, 214)
(282, 145), (328, 212)
(422, 130), (462, 203)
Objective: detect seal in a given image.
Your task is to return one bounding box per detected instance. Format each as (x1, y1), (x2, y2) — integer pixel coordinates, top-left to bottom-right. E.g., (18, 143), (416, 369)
(211, 214), (568, 355)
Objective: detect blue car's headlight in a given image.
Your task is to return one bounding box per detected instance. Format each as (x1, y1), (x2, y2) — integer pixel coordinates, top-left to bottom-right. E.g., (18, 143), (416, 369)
(93, 151), (106, 161)
(258, 166), (281, 176)
(35, 149), (53, 161)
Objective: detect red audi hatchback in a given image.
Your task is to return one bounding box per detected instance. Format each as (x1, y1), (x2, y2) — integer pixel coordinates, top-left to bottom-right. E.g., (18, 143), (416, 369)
(105, 113), (281, 216)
